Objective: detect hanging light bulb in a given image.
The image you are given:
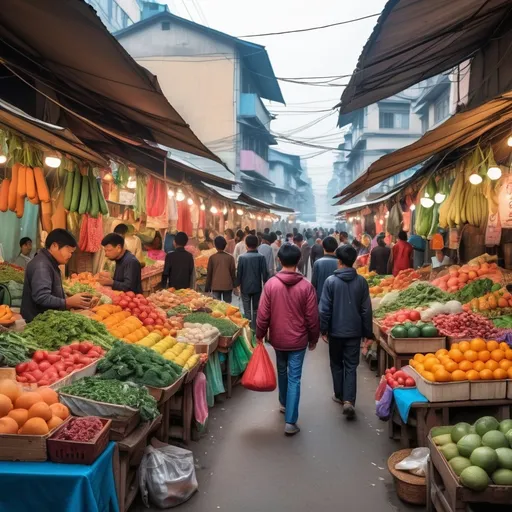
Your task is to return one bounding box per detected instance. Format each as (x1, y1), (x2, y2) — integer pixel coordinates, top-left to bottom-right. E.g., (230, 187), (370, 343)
(434, 192), (446, 204)
(379, 219), (384, 225)
(168, 188), (175, 198)
(469, 173), (483, 185)
(420, 196), (435, 208)
(487, 166), (502, 181)
(126, 176), (136, 189)
(508, 136), (512, 147)
(0, 154), (6, 164)
(410, 204), (416, 211)
(236, 208), (243, 216)
(257, 215), (262, 220)
(187, 197), (194, 206)
(104, 173), (113, 183)
(200, 202), (205, 211)
(385, 211), (389, 218)
(222, 206), (228, 215)
(176, 188), (185, 201)
(44, 150), (62, 168)
(210, 206), (218, 214)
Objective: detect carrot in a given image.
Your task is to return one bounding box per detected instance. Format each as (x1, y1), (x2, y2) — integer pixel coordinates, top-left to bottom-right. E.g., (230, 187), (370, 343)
(28, 196), (39, 205)
(34, 167), (50, 202)
(15, 194), (24, 218)
(26, 167), (36, 200)
(17, 165), (26, 197)
(41, 200), (52, 232)
(8, 163), (20, 211)
(0, 179), (9, 212)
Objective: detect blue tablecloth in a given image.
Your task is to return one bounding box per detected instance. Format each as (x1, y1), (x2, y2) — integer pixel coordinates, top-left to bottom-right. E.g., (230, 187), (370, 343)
(393, 388), (429, 423)
(0, 441), (119, 512)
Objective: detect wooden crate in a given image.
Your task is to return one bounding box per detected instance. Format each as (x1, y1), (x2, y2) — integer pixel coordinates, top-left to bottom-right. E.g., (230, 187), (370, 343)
(403, 366), (470, 402)
(218, 329), (241, 349)
(146, 372), (186, 404)
(109, 411), (140, 441)
(470, 380), (507, 400)
(50, 358), (102, 390)
(195, 336), (218, 355)
(508, 380), (512, 399)
(388, 336), (446, 354)
(373, 318), (382, 340)
(0, 368), (16, 380)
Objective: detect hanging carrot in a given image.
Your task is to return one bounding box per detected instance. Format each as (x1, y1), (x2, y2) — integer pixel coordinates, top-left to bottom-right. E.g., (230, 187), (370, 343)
(34, 167), (50, 202)
(17, 165), (27, 198)
(26, 167), (37, 200)
(8, 163), (20, 211)
(15, 195), (24, 219)
(28, 195), (39, 205)
(0, 179), (9, 212)
(41, 200), (52, 232)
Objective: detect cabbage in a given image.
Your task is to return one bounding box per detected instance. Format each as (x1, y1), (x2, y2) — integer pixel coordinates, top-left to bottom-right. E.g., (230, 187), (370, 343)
(421, 300), (463, 321)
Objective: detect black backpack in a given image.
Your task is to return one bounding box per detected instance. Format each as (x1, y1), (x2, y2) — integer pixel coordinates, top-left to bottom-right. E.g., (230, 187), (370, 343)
(0, 284), (12, 306)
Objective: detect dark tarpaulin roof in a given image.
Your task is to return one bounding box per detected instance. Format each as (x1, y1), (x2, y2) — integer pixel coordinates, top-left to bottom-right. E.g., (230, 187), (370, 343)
(335, 92), (512, 204)
(337, 0), (512, 118)
(0, 0), (223, 164)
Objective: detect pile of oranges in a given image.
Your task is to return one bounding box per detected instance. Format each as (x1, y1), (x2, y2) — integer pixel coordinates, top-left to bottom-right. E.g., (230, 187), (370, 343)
(409, 339), (512, 382)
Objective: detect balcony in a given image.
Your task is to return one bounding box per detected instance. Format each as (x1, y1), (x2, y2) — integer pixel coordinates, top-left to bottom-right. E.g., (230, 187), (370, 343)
(240, 150), (270, 179)
(239, 93), (272, 130)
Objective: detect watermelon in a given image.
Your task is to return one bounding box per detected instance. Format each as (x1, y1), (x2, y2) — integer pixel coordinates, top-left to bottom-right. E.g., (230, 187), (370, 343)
(407, 326), (421, 338)
(470, 446), (498, 474)
(460, 466), (490, 491)
(391, 326), (407, 338)
(421, 325), (438, 337)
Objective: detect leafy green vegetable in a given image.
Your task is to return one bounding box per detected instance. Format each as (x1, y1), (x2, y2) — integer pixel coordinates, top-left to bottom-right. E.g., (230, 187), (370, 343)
(492, 315), (512, 329)
(454, 278), (494, 304)
(167, 304), (191, 316)
(63, 281), (96, 296)
(60, 377), (159, 421)
(184, 312), (239, 336)
(0, 332), (30, 365)
(0, 263), (24, 284)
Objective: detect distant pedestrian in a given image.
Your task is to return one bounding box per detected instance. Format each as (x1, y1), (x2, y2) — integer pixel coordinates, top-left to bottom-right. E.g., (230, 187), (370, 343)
(391, 230), (413, 276)
(224, 229), (236, 255)
(294, 233), (311, 276)
(310, 238), (324, 267)
(258, 234), (275, 276)
(311, 236), (339, 302)
(338, 231), (349, 247)
(237, 235), (269, 330)
(270, 233), (281, 270)
(161, 232), (195, 290)
(319, 245), (373, 419)
(205, 236), (236, 303)
(233, 229), (247, 267)
(369, 236), (391, 275)
(256, 244), (319, 436)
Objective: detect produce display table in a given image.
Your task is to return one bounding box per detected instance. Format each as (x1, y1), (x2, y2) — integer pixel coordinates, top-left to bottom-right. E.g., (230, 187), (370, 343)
(141, 266), (164, 295)
(115, 416), (162, 512)
(217, 344), (234, 399)
(0, 442), (119, 512)
(377, 337), (414, 376)
(153, 373), (186, 443)
(390, 399), (512, 448)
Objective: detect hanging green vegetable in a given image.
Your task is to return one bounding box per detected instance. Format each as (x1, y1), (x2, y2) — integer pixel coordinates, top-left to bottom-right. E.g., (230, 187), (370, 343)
(64, 169), (75, 210)
(88, 168), (100, 218)
(70, 168), (81, 212)
(97, 179), (109, 216)
(78, 171), (90, 214)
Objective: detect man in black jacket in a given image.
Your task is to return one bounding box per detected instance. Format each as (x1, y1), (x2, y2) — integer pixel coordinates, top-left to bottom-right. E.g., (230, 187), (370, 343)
(319, 245), (373, 419)
(161, 232), (195, 290)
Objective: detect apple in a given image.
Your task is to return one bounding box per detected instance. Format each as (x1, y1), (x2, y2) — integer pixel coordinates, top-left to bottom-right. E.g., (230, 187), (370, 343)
(389, 367), (396, 375)
(397, 377), (405, 385)
(405, 378), (415, 387)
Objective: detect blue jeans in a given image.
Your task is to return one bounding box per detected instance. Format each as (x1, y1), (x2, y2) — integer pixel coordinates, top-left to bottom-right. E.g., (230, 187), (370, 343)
(275, 349), (307, 425)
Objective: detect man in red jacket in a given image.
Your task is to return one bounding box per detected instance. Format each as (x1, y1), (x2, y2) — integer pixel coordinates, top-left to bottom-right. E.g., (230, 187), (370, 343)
(256, 244), (320, 436)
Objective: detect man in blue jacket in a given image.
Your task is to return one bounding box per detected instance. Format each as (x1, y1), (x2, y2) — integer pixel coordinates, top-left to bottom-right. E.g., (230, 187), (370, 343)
(311, 236), (339, 302)
(319, 245), (373, 419)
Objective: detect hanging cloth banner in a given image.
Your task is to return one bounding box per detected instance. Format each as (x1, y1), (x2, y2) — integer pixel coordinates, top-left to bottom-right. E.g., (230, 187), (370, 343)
(485, 211), (502, 246)
(498, 174), (512, 228)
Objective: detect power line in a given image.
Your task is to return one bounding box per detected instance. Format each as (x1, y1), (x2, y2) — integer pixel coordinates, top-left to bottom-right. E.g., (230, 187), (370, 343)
(237, 12), (381, 38)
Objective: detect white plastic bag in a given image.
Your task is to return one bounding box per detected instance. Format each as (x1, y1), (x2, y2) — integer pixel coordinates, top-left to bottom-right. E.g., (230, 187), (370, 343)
(139, 442), (198, 508)
(395, 447), (430, 477)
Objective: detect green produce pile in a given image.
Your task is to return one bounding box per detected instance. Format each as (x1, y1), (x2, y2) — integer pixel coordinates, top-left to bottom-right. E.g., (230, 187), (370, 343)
(0, 263), (24, 284)
(454, 278), (497, 304)
(184, 312), (239, 336)
(0, 332), (30, 365)
(167, 304), (191, 316)
(96, 341), (183, 388)
(492, 315), (512, 329)
(20, 310), (118, 351)
(60, 377), (158, 421)
(391, 322), (439, 339)
(367, 275), (387, 288)
(375, 283), (450, 318)
(433, 416), (512, 491)
(63, 281), (97, 296)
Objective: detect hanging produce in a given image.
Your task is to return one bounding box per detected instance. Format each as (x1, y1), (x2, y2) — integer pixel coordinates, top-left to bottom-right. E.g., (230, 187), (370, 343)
(134, 171), (147, 219)
(415, 179), (437, 237)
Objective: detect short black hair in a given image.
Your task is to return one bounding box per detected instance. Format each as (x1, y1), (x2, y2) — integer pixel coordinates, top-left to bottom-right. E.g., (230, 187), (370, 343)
(114, 223), (128, 236)
(244, 226), (251, 233)
(175, 231), (189, 247)
(270, 232), (278, 243)
(286, 233), (293, 240)
(101, 233), (125, 248)
(20, 237), (32, 247)
(45, 229), (77, 250)
(246, 234), (259, 249)
(377, 237), (386, 247)
(336, 245), (357, 267)
(276, 230), (282, 236)
(340, 231), (348, 239)
(250, 229), (256, 236)
(215, 236), (227, 250)
(236, 229), (245, 240)
(352, 239), (362, 249)
(293, 233), (304, 243)
(262, 234), (272, 243)
(398, 230), (408, 241)
(278, 243), (301, 267)
(322, 236), (338, 253)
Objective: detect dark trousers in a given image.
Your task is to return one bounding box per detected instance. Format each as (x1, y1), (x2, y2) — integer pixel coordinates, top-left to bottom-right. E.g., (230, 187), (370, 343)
(212, 290), (232, 303)
(241, 292), (261, 330)
(328, 336), (360, 404)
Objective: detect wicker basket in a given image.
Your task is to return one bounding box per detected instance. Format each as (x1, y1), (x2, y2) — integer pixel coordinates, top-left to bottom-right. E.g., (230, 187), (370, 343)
(387, 449), (427, 506)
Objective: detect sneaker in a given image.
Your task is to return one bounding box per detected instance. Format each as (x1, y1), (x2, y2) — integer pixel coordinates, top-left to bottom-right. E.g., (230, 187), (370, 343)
(285, 423), (300, 436)
(332, 395), (343, 405)
(342, 402), (355, 419)
(279, 405), (286, 414)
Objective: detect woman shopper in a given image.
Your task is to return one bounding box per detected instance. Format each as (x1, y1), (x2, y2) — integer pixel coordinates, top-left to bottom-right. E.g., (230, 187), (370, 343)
(256, 244), (319, 436)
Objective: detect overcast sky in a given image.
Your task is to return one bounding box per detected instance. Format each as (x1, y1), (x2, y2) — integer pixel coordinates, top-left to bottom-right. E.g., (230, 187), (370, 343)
(167, 0), (387, 221)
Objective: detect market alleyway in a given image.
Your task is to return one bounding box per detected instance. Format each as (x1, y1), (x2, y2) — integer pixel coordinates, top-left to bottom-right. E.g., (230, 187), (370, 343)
(140, 342), (418, 512)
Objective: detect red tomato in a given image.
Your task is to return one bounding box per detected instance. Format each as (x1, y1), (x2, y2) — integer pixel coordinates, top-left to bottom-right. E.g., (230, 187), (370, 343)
(39, 361), (51, 372)
(389, 367), (396, 374)
(33, 350), (48, 363)
(405, 378), (415, 387)
(16, 362), (28, 374)
(140, 311), (148, 320)
(409, 311), (421, 321)
(396, 314), (407, 323)
(60, 346), (72, 355)
(27, 361), (39, 372)
(397, 377), (405, 385)
(126, 291), (135, 299)
(119, 299), (129, 308)
(389, 380), (399, 389)
(58, 371), (68, 378)
(144, 317), (155, 326)
(17, 376), (27, 383)
(79, 342), (93, 354)
(47, 354), (61, 364)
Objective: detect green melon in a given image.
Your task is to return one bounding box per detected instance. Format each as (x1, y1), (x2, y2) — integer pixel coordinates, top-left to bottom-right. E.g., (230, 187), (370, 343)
(499, 419), (512, 435)
(407, 326), (421, 338)
(440, 443), (459, 461)
(460, 466), (490, 492)
(469, 425), (477, 434)
(457, 434), (482, 458)
(475, 416), (500, 437)
(491, 468), (512, 485)
(449, 457), (472, 476)
(506, 429), (512, 448)
(482, 430), (508, 450)
(433, 433), (453, 446)
(496, 447), (512, 470)
(451, 422), (472, 444)
(470, 446), (498, 474)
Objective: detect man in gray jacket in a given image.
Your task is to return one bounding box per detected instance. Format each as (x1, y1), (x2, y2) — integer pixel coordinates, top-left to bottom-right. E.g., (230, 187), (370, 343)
(311, 236), (339, 302)
(319, 245), (373, 419)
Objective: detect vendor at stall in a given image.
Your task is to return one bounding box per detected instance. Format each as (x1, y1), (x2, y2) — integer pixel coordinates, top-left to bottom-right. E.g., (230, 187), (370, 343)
(99, 233), (142, 294)
(21, 229), (92, 322)
(432, 248), (452, 268)
(13, 237), (33, 269)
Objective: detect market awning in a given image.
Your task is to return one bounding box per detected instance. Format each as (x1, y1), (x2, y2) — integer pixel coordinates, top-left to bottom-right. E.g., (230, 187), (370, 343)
(0, 0), (223, 164)
(335, 92), (512, 204)
(337, 0), (512, 118)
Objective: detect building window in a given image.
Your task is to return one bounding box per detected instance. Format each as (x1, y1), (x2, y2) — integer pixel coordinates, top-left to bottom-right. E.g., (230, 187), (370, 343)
(379, 109), (410, 129)
(421, 113), (429, 133)
(434, 93), (450, 124)
(161, 21), (170, 30)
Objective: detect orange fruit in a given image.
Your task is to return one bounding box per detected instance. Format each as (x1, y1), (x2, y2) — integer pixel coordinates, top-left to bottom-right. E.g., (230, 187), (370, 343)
(451, 370), (467, 381)
(470, 338), (486, 352)
(478, 350), (491, 362)
(421, 371), (435, 382)
(435, 349), (448, 358)
(434, 368), (452, 382)
(409, 359), (417, 368)
(491, 350), (505, 362)
(431, 364), (444, 373)
(414, 354), (425, 363)
(479, 369), (494, 381)
(448, 349), (464, 363)
(464, 350), (478, 362)
(459, 341), (471, 353)
(424, 353), (436, 360)
(473, 360), (486, 372)
(444, 360), (459, 373)
(487, 340), (499, 352)
(493, 368), (508, 380)
(485, 360), (499, 372)
(508, 367), (512, 379)
(466, 370), (480, 381)
(424, 358), (440, 371)
(415, 363), (425, 373)
(451, 343), (460, 351)
(500, 342), (510, 352)
(499, 359), (512, 371)
(458, 360), (473, 372)
(505, 349), (512, 361)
